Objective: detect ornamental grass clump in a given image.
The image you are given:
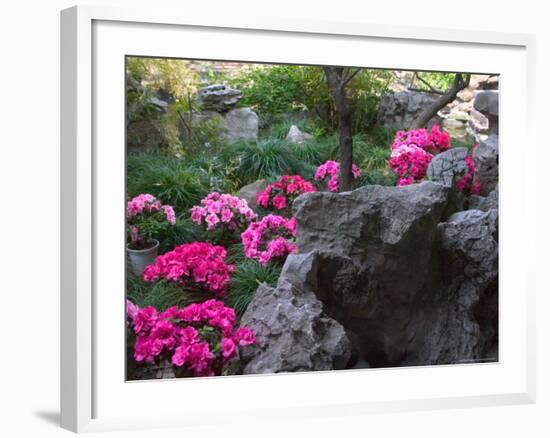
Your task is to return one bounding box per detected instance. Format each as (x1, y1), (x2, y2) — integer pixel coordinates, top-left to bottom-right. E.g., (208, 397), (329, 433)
(142, 242), (234, 297)
(241, 214), (297, 265)
(256, 175), (316, 212)
(314, 160), (361, 192)
(127, 193), (176, 249)
(127, 299), (256, 377)
(190, 192), (257, 243)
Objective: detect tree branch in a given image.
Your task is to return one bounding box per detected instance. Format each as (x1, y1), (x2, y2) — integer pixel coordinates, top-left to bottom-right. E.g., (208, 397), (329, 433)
(414, 73), (444, 94)
(410, 73), (471, 129)
(341, 68), (361, 87)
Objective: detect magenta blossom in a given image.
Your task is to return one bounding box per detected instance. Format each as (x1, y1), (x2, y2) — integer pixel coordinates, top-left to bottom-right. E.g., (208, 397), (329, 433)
(143, 242), (234, 297)
(256, 175), (316, 213)
(190, 192), (256, 234)
(314, 160), (361, 192)
(127, 300), (255, 377)
(241, 215), (297, 265)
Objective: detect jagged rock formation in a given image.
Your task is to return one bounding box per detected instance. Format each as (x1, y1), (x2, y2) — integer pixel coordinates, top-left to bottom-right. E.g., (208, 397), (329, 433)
(473, 134), (499, 195)
(197, 84), (243, 112)
(378, 91), (442, 130)
(240, 182), (498, 371)
(240, 274), (352, 374)
(427, 147), (469, 187)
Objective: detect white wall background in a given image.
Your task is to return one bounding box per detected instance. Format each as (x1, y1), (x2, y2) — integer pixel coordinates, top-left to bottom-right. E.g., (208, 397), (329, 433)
(0, 0), (547, 436)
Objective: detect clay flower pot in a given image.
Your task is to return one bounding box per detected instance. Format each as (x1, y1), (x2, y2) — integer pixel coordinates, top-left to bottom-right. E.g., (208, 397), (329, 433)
(127, 239), (159, 276)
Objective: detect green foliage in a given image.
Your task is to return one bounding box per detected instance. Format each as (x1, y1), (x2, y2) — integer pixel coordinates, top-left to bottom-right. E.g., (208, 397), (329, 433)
(217, 139), (301, 185)
(226, 259), (282, 316)
(413, 72), (456, 92)
(127, 271), (191, 311)
(230, 65), (394, 134)
(127, 209), (174, 250)
(158, 215), (206, 253)
(229, 65), (308, 115)
(450, 133), (477, 150)
(127, 152), (209, 213)
(126, 57), (199, 99)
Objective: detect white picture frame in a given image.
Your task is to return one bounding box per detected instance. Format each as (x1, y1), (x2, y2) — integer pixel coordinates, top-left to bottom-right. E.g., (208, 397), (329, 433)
(60, 4), (537, 433)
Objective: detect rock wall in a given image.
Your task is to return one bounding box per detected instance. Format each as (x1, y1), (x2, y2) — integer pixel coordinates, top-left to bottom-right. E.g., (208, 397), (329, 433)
(378, 75), (499, 141)
(377, 91), (442, 130)
(240, 182), (499, 372)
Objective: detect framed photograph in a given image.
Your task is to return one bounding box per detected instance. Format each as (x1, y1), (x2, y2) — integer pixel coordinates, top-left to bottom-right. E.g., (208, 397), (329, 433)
(61, 5), (536, 433)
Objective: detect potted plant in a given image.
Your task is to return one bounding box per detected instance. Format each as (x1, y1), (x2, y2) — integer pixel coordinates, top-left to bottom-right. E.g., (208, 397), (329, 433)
(126, 193), (176, 275)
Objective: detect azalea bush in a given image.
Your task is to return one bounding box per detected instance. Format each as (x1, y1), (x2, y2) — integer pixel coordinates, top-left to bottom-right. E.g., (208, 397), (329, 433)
(241, 215), (297, 265)
(256, 175), (316, 212)
(314, 160), (361, 192)
(190, 192), (257, 242)
(389, 144), (434, 186)
(389, 125), (451, 186)
(456, 146), (481, 195)
(391, 124), (450, 155)
(127, 193), (176, 249)
(143, 242), (234, 297)
(127, 299), (256, 377)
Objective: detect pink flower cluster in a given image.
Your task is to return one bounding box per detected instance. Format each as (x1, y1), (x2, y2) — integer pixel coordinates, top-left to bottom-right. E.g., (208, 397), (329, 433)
(190, 192), (257, 233)
(389, 126), (452, 186)
(391, 125), (451, 155)
(389, 144), (433, 186)
(256, 175), (316, 211)
(314, 160), (361, 192)
(127, 193), (176, 225)
(241, 214), (297, 265)
(142, 242), (234, 297)
(456, 145), (481, 195)
(127, 299), (256, 377)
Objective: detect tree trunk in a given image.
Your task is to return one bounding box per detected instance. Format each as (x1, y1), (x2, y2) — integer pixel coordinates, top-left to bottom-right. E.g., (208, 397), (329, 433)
(336, 98), (353, 191)
(323, 67), (355, 192)
(410, 73), (471, 129)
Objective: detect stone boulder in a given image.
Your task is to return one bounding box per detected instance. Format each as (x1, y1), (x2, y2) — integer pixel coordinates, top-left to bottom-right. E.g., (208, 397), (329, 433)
(473, 134), (498, 195)
(220, 108), (258, 142)
(236, 179), (267, 210)
(407, 209), (499, 365)
(468, 108), (490, 141)
(468, 188), (498, 212)
(474, 90), (499, 116)
(285, 125), (313, 145)
(377, 90), (442, 130)
(197, 84), (243, 112)
(240, 272), (352, 374)
(427, 147), (469, 187)
(242, 181), (499, 369)
(473, 91), (499, 136)
(185, 107), (259, 144)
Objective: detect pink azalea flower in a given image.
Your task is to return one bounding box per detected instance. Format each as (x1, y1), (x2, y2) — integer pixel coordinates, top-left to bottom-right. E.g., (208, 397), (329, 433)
(272, 195), (287, 210)
(128, 300), (256, 377)
(233, 327), (256, 346)
(315, 160), (361, 193)
(241, 215), (297, 264)
(190, 193), (256, 235)
(221, 338), (237, 359)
